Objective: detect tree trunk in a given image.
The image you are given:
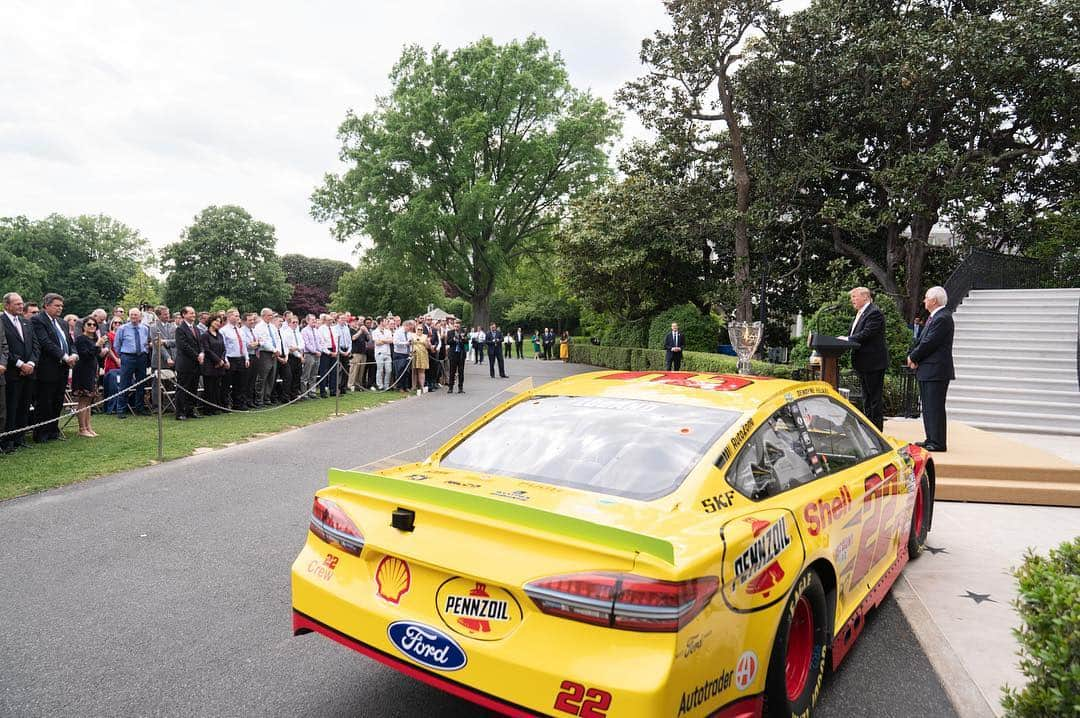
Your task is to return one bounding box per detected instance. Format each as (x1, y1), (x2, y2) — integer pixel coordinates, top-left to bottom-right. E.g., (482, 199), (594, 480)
(717, 72), (753, 322)
(471, 293), (491, 330)
(904, 216), (934, 322)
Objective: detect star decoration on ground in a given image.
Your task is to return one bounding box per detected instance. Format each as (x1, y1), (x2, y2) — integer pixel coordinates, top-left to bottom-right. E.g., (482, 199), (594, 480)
(960, 591), (996, 605)
(924, 545), (948, 555)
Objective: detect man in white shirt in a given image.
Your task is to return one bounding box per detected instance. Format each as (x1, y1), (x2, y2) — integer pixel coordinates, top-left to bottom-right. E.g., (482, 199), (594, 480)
(317, 314), (339, 397)
(393, 319), (413, 391)
(372, 317), (394, 390)
(335, 313), (353, 395)
(2, 292), (37, 452)
(252, 307), (278, 407)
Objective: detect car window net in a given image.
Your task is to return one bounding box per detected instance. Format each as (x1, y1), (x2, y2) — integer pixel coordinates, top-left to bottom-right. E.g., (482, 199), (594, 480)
(439, 395), (741, 500)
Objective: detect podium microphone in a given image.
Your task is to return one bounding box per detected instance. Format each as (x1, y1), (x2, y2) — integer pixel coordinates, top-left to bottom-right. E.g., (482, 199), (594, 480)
(809, 303), (843, 346)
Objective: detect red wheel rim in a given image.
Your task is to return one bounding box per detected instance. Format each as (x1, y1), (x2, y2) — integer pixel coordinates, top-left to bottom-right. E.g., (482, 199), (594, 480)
(785, 595), (814, 701)
(913, 481), (924, 539)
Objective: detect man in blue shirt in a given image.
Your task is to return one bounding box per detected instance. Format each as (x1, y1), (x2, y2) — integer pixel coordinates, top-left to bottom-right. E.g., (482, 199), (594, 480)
(113, 307), (151, 417)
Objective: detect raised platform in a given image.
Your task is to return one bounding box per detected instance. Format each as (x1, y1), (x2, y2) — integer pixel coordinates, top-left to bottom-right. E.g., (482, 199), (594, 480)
(885, 418), (1080, 507)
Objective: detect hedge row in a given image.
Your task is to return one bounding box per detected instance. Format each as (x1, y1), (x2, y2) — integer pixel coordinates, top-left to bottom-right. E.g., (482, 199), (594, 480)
(568, 344), (794, 379)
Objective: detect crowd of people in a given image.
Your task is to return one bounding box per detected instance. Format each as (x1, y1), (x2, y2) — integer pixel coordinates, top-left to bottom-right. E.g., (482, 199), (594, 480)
(0, 290), (571, 450)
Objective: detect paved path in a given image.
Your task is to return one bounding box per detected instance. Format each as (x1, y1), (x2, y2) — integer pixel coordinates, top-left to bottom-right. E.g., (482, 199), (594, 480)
(0, 359), (953, 717)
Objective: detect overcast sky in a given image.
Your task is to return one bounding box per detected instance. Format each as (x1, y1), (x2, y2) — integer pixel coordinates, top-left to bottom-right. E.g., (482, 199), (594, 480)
(1, 0), (686, 263)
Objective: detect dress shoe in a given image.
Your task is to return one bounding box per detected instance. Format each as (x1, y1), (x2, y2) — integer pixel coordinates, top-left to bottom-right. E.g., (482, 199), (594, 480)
(175, 415), (188, 421)
(457, 388), (464, 394)
(116, 413), (127, 420)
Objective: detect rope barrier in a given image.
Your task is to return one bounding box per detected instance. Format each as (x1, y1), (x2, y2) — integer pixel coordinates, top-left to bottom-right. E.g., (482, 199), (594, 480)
(0, 372), (155, 440)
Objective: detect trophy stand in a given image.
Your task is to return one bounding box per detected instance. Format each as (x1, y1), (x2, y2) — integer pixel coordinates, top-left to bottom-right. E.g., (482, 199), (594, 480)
(728, 321), (764, 375)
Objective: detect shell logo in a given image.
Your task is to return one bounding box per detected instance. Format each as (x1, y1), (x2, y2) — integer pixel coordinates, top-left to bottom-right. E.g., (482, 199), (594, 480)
(375, 556), (411, 604)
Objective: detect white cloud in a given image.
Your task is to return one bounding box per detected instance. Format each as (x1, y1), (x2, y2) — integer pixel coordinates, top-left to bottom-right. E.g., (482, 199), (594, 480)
(0, 0), (671, 263)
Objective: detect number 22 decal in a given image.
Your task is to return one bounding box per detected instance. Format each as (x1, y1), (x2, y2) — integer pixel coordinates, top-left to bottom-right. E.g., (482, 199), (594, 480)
(554, 680), (612, 718)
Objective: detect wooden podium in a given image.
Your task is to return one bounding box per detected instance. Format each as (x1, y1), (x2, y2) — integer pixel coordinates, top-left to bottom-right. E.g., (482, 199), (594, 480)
(808, 334), (860, 389)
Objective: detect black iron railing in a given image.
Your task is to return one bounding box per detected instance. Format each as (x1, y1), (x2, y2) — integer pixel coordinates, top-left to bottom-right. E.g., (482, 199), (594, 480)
(943, 248), (1050, 311)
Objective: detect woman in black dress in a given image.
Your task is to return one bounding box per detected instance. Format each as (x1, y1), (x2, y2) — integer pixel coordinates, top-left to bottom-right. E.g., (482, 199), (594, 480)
(73, 317), (109, 437)
(199, 313), (228, 415)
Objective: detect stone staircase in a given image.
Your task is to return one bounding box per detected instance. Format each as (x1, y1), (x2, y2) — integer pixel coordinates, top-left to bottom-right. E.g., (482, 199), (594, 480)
(947, 288), (1080, 435)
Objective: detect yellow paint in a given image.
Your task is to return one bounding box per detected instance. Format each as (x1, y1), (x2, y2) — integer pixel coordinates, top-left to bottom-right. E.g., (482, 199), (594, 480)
(291, 370), (919, 717)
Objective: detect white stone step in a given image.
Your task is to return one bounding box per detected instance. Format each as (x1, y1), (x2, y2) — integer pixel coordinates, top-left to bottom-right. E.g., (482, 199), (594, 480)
(954, 356), (1077, 372)
(951, 373), (1079, 390)
(959, 347), (1075, 360)
(949, 385), (1080, 403)
(948, 395), (1080, 417)
(954, 306), (1076, 319)
(967, 288), (1080, 298)
(947, 407), (1080, 436)
(955, 362), (1074, 379)
(953, 330), (1074, 344)
(959, 300), (1078, 311)
(955, 317), (1077, 330)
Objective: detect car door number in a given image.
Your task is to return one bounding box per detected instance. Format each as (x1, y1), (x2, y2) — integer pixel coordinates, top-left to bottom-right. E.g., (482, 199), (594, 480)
(850, 465), (902, 586)
(554, 680), (612, 718)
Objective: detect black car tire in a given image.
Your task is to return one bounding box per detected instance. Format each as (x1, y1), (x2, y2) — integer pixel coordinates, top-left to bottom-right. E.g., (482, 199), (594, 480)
(763, 569), (830, 718)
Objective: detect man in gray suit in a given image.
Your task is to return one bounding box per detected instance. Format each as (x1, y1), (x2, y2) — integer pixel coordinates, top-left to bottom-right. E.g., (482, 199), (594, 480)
(148, 305), (176, 410)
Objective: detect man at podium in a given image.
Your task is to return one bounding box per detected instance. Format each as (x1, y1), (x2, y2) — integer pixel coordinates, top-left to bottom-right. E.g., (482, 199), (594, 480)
(839, 287), (887, 430)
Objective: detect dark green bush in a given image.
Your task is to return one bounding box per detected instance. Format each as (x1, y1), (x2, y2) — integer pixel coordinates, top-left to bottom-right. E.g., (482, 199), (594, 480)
(1001, 536), (1080, 718)
(647, 304), (723, 352)
(790, 291), (912, 374)
(602, 320), (649, 348)
(569, 344), (794, 379)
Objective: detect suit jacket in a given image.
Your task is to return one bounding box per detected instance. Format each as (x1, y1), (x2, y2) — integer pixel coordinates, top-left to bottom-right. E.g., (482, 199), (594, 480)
(485, 330), (504, 352)
(175, 322), (201, 374)
(0, 323), (7, 386)
(2, 313), (37, 377)
(149, 320), (176, 369)
(848, 303), (888, 373)
(30, 312), (72, 383)
(663, 331), (686, 357)
(908, 310), (955, 382)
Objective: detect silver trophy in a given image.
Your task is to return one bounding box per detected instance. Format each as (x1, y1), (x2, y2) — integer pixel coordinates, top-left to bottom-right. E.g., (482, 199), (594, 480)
(728, 321), (764, 375)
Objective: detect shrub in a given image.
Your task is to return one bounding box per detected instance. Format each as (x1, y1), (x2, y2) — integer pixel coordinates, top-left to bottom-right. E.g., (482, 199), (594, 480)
(1001, 536), (1080, 718)
(648, 304), (723, 353)
(790, 291), (912, 374)
(569, 344), (794, 379)
(603, 320), (649, 348)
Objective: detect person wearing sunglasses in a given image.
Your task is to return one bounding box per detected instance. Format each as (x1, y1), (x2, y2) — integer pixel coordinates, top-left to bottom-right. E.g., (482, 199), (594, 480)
(73, 318), (109, 437)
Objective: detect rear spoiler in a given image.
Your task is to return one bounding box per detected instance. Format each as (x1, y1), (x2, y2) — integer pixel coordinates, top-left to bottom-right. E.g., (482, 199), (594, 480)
(328, 469), (675, 565)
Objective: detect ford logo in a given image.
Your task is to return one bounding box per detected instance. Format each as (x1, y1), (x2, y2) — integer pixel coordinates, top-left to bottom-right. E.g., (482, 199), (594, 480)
(387, 621), (468, 671)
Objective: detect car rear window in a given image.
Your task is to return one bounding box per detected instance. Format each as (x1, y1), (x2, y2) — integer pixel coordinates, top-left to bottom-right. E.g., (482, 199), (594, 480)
(439, 395), (741, 500)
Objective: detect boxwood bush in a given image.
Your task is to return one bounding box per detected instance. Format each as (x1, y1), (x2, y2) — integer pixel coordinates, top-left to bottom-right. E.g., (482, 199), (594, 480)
(1002, 536), (1080, 718)
(569, 343), (794, 379)
(647, 304), (723, 353)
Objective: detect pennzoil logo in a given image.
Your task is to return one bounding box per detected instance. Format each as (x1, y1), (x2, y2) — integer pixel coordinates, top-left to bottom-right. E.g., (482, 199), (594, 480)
(436, 577), (523, 640)
(733, 516), (792, 587)
(375, 556), (412, 604)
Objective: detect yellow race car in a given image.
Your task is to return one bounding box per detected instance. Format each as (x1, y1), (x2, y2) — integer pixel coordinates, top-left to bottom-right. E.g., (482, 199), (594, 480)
(291, 370), (935, 718)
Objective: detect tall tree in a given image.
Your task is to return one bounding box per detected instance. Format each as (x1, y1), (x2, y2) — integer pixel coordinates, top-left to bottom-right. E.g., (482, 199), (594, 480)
(311, 36), (620, 327)
(330, 249), (442, 319)
(0, 214), (149, 316)
(619, 0), (776, 321)
(738, 0), (1079, 319)
(279, 254), (353, 295)
(161, 205), (291, 313)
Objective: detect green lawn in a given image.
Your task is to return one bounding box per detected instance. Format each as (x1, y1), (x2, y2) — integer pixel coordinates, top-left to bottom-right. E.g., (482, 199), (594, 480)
(0, 390), (400, 501)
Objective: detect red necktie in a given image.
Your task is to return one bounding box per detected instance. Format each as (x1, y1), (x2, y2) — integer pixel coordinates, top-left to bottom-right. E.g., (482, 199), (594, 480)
(329, 328), (337, 352)
(234, 326), (243, 356)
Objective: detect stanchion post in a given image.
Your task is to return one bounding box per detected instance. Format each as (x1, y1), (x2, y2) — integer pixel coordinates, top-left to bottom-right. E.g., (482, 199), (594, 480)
(334, 361), (341, 416)
(155, 336), (163, 461)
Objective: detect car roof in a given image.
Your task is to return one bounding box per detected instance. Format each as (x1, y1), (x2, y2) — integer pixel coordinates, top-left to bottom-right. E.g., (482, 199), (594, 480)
(534, 370), (822, 413)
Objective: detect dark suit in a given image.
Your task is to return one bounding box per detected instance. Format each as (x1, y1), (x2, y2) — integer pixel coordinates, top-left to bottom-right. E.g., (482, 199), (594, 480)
(848, 303), (888, 430)
(0, 326), (7, 442)
(2, 313), (38, 449)
(174, 322), (201, 418)
(30, 312), (72, 441)
(908, 309), (955, 449)
(486, 330), (507, 378)
(663, 331), (686, 371)
(446, 329), (467, 391)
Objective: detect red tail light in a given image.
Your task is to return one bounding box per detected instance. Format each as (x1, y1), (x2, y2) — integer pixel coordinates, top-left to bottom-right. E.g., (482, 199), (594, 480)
(523, 572), (718, 632)
(309, 497), (364, 556)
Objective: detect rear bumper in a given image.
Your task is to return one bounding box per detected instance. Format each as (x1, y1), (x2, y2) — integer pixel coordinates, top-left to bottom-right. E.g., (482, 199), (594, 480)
(293, 609), (541, 717)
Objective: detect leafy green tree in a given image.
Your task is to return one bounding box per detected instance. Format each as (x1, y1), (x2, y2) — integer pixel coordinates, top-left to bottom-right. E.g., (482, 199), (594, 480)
(619, 0), (777, 321)
(208, 296), (233, 313)
(121, 266), (163, 309)
(280, 254), (353, 295)
(0, 214), (149, 316)
(161, 205), (291, 313)
(330, 250), (442, 318)
(738, 0), (1078, 319)
(312, 36), (620, 327)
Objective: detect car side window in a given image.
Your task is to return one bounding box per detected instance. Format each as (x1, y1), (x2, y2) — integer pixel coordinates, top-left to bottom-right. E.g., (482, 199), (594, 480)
(725, 406), (816, 501)
(795, 396), (889, 473)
